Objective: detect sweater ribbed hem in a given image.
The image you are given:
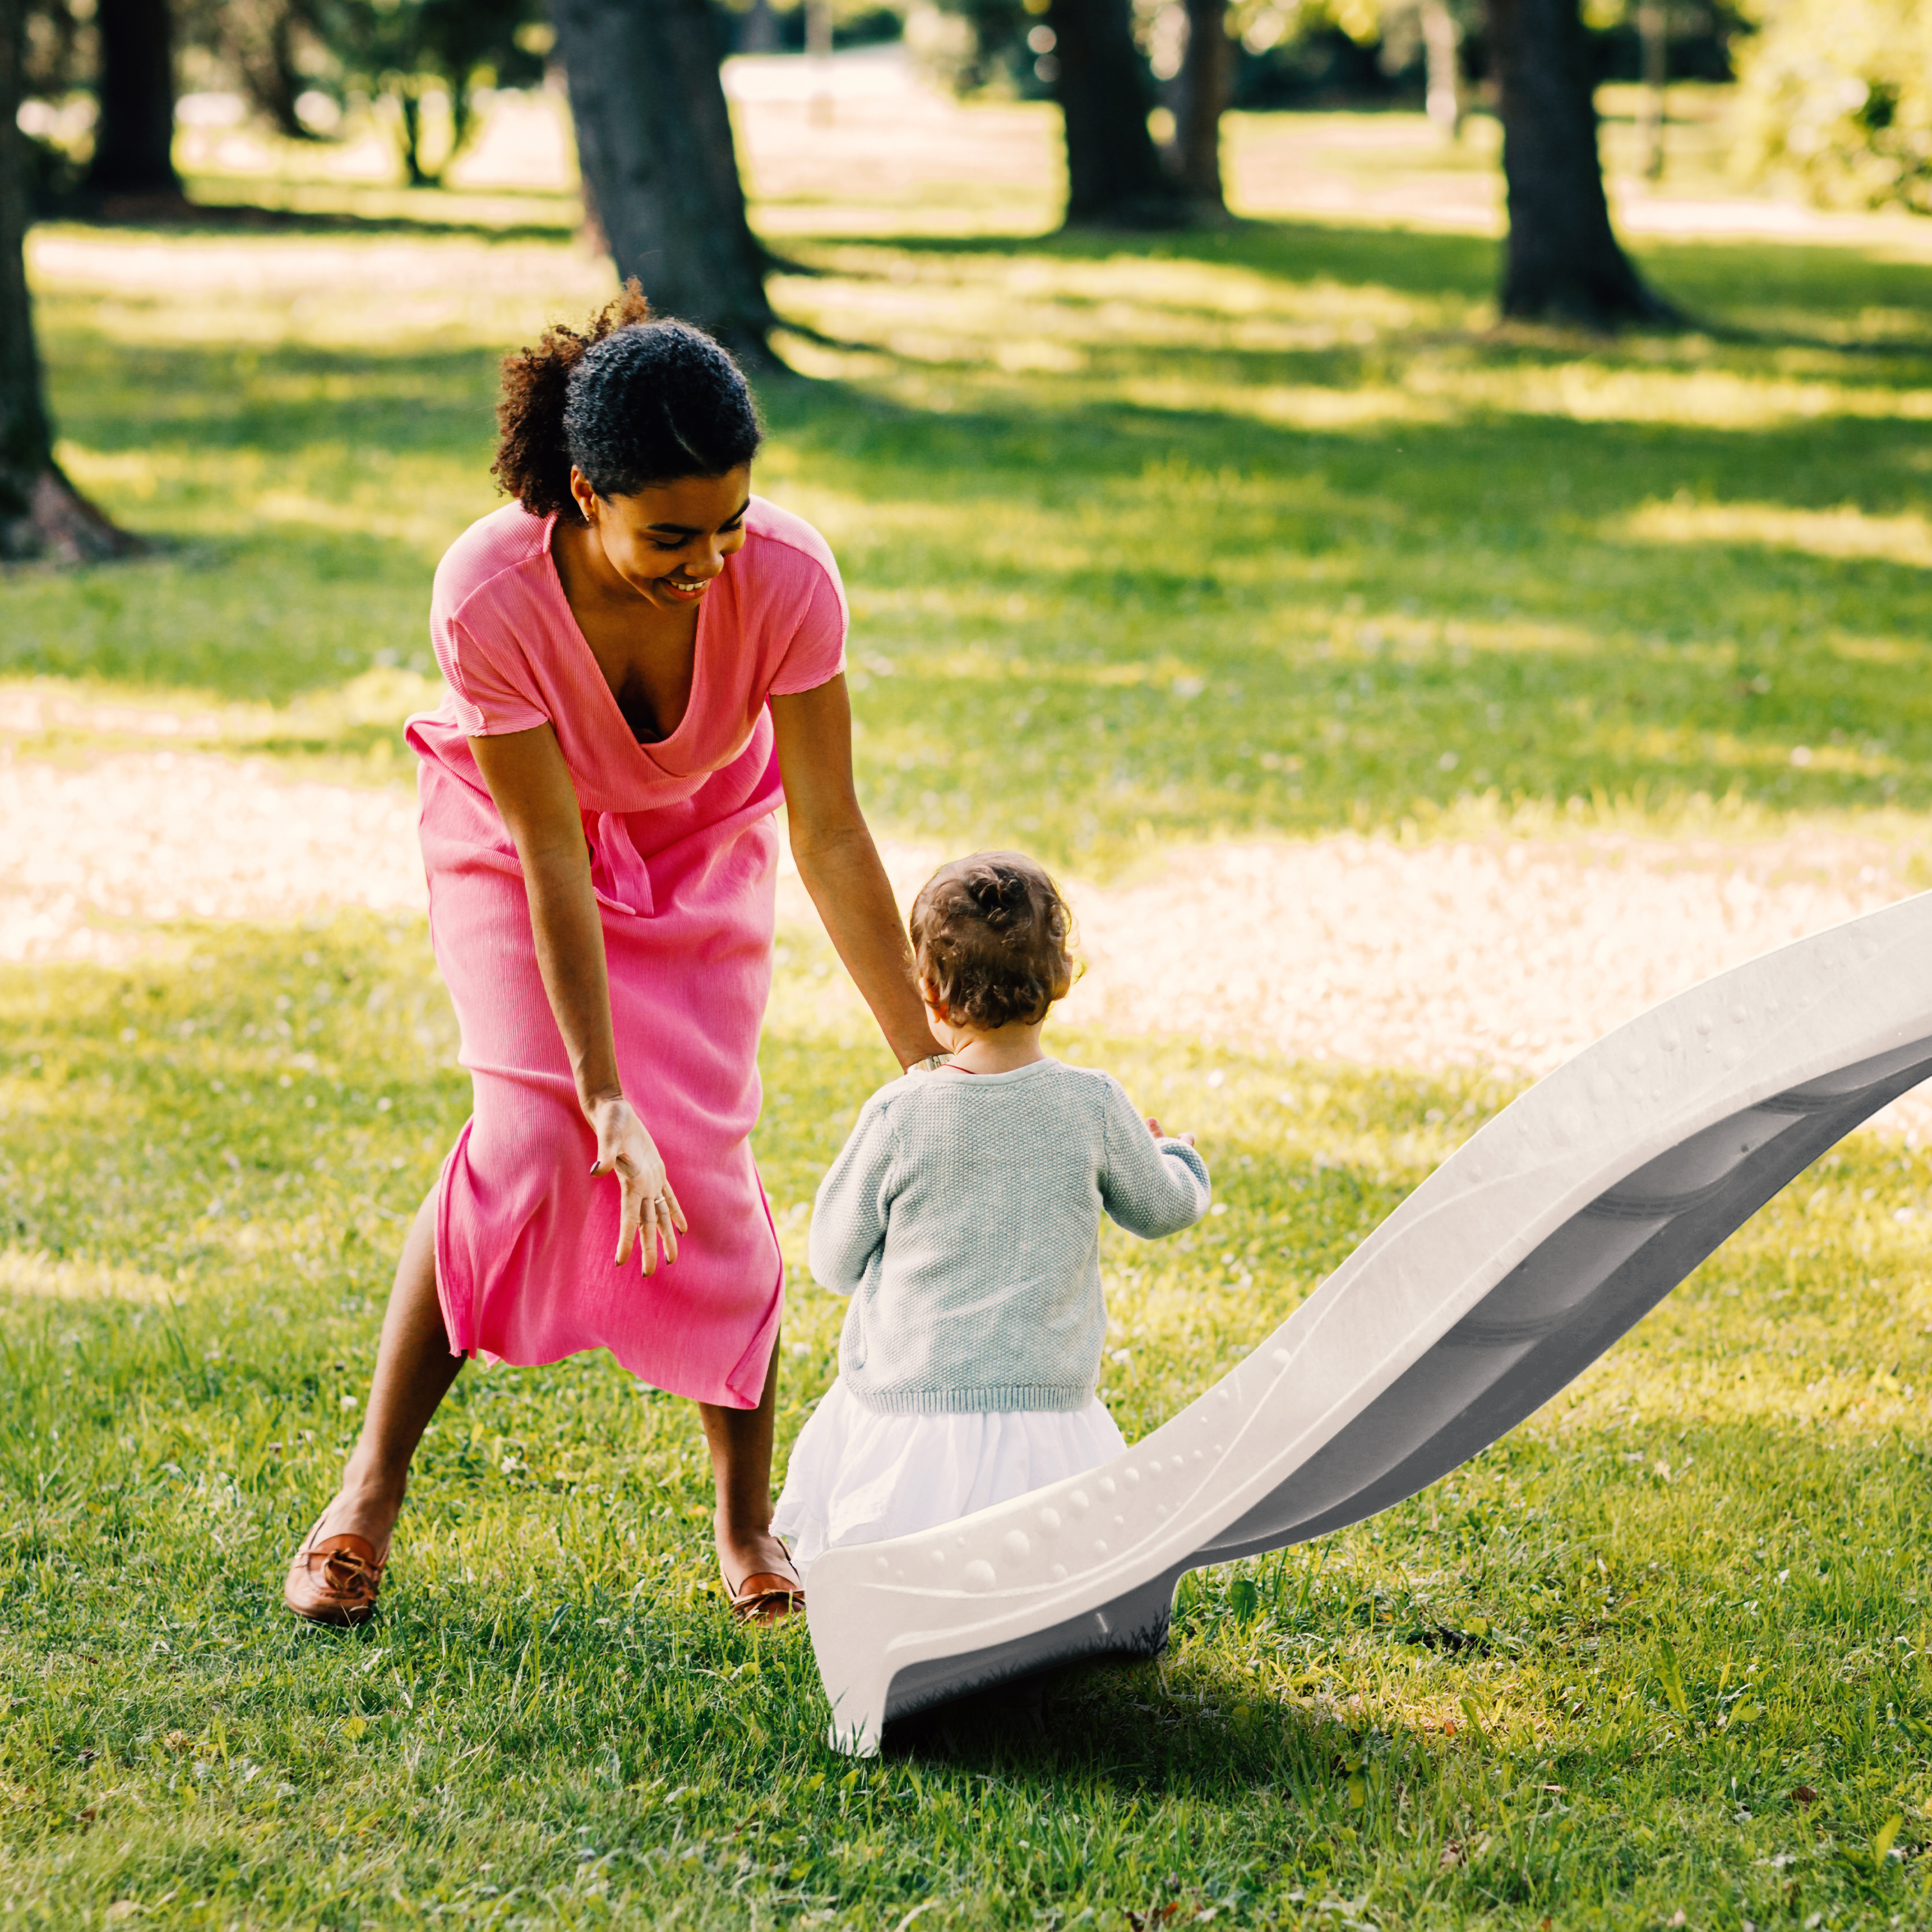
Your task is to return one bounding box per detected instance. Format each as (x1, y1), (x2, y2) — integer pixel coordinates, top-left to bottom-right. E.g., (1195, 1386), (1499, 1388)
(846, 1382), (1097, 1416)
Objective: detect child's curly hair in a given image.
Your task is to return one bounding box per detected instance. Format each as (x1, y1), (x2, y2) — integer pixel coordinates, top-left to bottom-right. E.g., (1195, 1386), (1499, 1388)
(491, 281), (763, 520)
(910, 852), (1077, 1033)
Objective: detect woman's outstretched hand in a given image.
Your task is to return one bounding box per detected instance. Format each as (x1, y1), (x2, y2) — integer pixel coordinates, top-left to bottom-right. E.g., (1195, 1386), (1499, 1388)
(588, 1095), (688, 1272)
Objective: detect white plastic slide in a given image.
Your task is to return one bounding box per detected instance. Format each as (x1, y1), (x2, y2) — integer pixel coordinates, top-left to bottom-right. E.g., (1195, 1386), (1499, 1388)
(806, 891), (1932, 1754)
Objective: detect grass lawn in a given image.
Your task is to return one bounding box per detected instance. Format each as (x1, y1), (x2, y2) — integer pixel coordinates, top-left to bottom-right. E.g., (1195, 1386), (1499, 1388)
(5, 86), (1932, 1929)
(6, 921), (1932, 1927)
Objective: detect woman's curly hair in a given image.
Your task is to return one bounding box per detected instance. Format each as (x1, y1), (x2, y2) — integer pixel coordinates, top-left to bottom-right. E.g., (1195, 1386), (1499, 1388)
(910, 852), (1078, 1034)
(491, 282), (763, 519)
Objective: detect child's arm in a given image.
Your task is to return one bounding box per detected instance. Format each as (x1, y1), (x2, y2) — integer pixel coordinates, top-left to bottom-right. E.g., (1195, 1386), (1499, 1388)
(806, 1094), (899, 1294)
(1098, 1077), (1212, 1238)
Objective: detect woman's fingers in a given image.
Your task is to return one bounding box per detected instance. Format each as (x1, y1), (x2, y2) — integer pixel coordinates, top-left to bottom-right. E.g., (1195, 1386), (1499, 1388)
(638, 1187), (661, 1275)
(586, 1101), (685, 1275)
(614, 1161), (645, 1266)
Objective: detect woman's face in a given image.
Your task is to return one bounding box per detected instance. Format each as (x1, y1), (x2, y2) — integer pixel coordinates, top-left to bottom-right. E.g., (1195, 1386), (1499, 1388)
(572, 464), (752, 612)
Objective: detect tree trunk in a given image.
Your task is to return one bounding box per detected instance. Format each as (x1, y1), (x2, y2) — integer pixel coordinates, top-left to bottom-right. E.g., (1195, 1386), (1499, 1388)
(84, 0), (181, 198)
(1636, 0), (1667, 180)
(1170, 0), (1230, 214)
(1049, 0), (1186, 227)
(547, 0), (773, 364)
(1421, 0), (1463, 140)
(394, 87), (433, 188)
(1487, 0), (1676, 326)
(1, 0), (135, 559)
(231, 0), (315, 142)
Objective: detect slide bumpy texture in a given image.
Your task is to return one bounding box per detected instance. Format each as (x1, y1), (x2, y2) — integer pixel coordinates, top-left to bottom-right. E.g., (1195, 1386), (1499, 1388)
(807, 891), (1932, 1754)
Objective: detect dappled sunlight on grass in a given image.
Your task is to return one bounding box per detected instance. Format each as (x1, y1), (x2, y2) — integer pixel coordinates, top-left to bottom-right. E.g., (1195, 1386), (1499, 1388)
(6, 190), (1930, 862)
(1622, 496), (1932, 567)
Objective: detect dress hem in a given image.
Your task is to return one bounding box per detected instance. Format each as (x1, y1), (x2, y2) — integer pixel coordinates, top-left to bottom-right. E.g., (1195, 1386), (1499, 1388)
(431, 1131), (786, 1411)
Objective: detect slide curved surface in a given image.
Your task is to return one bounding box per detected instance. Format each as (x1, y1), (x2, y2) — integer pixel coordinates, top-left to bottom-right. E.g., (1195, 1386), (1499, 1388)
(807, 891), (1932, 1754)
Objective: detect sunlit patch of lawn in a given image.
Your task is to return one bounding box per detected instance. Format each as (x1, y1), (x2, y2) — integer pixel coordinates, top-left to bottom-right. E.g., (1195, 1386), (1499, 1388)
(5, 918), (1932, 1926)
(5, 188), (1930, 869)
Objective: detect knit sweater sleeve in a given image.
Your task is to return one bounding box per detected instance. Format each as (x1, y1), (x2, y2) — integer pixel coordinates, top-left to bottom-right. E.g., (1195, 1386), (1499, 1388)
(806, 1088), (900, 1294)
(1097, 1075), (1212, 1238)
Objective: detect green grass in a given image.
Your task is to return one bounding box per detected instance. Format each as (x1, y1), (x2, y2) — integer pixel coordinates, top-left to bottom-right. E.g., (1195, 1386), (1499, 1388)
(9, 98), (1932, 1929)
(12, 205), (1932, 867)
(6, 920), (1932, 1927)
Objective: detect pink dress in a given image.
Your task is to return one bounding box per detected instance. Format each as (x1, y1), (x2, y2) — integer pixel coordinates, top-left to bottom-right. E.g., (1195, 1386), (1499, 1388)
(404, 497), (847, 1409)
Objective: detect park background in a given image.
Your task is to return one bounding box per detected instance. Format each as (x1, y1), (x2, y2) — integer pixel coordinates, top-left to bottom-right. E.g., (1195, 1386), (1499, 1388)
(4, 0), (1932, 1924)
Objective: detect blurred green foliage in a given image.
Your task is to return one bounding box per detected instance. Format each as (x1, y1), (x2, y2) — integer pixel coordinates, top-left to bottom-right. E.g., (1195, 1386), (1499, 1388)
(1734, 0), (1932, 213)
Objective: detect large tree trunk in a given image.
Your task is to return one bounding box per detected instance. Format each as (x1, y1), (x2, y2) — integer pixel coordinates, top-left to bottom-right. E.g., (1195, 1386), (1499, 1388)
(2, 0), (135, 559)
(1170, 0), (1231, 215)
(1487, 0), (1676, 326)
(1049, 0), (1186, 227)
(547, 0), (774, 363)
(84, 0), (181, 198)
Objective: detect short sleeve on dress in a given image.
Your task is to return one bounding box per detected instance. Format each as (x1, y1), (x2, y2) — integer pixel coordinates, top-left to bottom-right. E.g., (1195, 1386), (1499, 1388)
(435, 611), (551, 738)
(765, 555), (849, 698)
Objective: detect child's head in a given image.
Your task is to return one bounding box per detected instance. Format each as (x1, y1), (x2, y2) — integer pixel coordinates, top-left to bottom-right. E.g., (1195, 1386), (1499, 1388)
(909, 851), (1076, 1036)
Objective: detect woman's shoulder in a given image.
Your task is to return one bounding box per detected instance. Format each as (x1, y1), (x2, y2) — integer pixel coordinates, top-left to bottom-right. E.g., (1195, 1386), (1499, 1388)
(741, 495), (843, 594)
(433, 501), (553, 621)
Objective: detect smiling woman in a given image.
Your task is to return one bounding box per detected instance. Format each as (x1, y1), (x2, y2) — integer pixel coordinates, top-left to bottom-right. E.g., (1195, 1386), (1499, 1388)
(283, 287), (944, 1633)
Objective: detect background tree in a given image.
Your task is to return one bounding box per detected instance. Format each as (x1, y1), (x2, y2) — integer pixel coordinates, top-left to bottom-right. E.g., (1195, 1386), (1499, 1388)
(83, 0), (180, 196)
(2, 0), (132, 556)
(546, 0), (775, 361)
(1048, 0), (1188, 224)
(1486, 0), (1676, 324)
(1170, 0), (1233, 213)
(194, 0), (321, 142)
(317, 0), (544, 187)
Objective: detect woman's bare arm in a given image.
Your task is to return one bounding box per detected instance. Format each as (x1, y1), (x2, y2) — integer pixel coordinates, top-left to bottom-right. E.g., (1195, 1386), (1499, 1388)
(770, 677), (945, 1070)
(468, 724), (687, 1270)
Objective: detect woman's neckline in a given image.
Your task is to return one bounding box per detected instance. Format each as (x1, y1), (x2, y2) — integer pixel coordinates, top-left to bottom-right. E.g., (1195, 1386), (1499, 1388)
(540, 509), (714, 755)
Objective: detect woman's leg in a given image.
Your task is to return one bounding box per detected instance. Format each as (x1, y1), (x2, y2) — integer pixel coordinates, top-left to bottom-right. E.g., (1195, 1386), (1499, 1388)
(312, 1188), (464, 1551)
(699, 1333), (799, 1593)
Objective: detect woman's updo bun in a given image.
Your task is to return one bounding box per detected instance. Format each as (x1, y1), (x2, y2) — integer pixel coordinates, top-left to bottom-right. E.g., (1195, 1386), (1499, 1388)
(491, 282), (763, 520)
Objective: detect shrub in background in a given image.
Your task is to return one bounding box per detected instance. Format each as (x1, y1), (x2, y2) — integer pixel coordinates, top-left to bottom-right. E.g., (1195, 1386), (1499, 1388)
(1734, 0), (1932, 213)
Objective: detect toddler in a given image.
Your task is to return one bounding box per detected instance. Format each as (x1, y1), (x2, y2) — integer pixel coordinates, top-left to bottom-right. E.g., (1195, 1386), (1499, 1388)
(772, 851), (1212, 1573)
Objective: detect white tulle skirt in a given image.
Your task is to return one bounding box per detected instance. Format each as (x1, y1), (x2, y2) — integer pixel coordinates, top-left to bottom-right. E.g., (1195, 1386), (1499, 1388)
(772, 1378), (1128, 1575)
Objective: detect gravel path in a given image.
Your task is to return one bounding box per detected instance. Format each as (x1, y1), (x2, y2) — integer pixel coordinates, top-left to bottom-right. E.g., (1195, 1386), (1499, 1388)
(4, 746), (1924, 1130)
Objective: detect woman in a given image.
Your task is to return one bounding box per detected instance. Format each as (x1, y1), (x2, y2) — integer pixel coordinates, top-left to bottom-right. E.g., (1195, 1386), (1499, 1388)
(283, 289), (941, 1627)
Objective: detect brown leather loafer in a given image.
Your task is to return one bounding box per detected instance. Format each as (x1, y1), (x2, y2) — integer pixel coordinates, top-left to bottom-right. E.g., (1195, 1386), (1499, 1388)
(723, 1534), (804, 1625)
(726, 1569), (805, 1625)
(284, 1514), (388, 1626)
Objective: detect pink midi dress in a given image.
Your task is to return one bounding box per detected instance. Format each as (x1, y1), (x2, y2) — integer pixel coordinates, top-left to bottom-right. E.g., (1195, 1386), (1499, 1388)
(404, 497), (848, 1409)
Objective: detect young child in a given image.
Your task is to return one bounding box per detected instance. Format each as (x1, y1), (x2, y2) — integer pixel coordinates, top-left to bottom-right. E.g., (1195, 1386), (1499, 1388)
(772, 851), (1212, 1575)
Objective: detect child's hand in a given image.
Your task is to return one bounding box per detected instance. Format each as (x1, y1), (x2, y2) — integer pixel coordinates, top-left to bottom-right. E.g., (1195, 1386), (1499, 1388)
(1146, 1117), (1197, 1147)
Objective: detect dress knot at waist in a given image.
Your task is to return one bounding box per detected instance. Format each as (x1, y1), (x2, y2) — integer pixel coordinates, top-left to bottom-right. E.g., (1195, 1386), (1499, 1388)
(587, 810), (655, 918)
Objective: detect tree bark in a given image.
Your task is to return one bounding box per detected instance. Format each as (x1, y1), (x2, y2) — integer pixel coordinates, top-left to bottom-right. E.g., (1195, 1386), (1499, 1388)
(1170, 0), (1230, 214)
(84, 0), (182, 198)
(1049, 0), (1186, 227)
(2, 0), (135, 558)
(1487, 0), (1676, 326)
(547, 0), (774, 364)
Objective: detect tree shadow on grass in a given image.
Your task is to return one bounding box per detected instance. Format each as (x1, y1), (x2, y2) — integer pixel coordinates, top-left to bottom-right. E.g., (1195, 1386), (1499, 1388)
(795, 217), (1932, 357)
